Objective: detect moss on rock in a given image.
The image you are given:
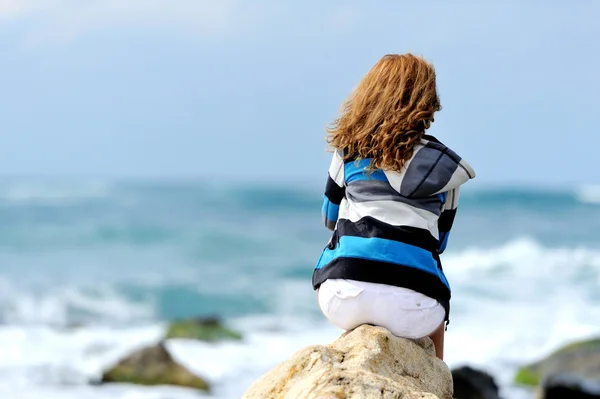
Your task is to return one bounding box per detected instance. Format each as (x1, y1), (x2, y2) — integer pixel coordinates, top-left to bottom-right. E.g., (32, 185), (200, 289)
(513, 336), (600, 387)
(514, 367), (540, 386)
(166, 317), (242, 342)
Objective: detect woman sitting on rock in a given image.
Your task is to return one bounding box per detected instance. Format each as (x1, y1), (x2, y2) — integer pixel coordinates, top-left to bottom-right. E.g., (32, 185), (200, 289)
(313, 53), (475, 360)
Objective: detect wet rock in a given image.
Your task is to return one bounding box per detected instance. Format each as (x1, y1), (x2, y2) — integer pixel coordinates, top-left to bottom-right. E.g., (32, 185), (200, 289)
(100, 341), (209, 391)
(166, 316), (242, 342)
(451, 366), (499, 399)
(541, 373), (600, 399)
(514, 337), (600, 387)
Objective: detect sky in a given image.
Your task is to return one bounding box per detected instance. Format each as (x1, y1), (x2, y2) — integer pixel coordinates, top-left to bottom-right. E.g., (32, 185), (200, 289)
(0, 0), (599, 186)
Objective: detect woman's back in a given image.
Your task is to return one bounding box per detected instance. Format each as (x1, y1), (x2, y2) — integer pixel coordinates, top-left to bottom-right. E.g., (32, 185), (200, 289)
(314, 134), (475, 320)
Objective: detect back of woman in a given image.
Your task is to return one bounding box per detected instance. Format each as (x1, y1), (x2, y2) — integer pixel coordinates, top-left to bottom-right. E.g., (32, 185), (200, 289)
(313, 54), (476, 360)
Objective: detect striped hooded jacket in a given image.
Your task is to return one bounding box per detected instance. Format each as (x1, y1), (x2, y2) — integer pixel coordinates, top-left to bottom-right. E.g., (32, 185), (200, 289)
(313, 135), (475, 321)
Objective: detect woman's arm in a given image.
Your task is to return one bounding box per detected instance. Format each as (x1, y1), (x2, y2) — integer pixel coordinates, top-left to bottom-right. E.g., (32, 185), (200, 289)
(321, 150), (346, 231)
(437, 188), (459, 254)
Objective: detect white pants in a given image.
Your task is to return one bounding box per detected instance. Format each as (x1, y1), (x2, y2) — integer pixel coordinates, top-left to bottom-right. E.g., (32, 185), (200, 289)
(318, 279), (445, 339)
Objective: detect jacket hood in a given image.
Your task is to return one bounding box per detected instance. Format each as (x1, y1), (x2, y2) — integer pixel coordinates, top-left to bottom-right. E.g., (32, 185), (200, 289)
(384, 135), (476, 198)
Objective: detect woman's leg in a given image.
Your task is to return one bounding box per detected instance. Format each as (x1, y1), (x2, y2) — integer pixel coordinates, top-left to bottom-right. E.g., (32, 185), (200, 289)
(428, 322), (445, 361)
(373, 288), (446, 358)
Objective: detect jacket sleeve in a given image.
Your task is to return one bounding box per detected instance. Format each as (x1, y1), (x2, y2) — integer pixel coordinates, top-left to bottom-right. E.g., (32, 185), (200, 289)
(321, 150), (346, 231)
(437, 187), (460, 254)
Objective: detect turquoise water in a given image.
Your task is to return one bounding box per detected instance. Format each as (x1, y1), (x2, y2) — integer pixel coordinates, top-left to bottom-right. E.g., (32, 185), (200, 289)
(1, 179), (600, 398)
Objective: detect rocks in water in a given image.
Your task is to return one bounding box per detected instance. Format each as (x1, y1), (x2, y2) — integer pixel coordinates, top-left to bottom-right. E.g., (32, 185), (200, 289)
(96, 316), (240, 391)
(241, 324), (453, 399)
(514, 337), (600, 387)
(100, 341), (209, 391)
(166, 316), (242, 342)
(542, 373), (600, 399)
(451, 366), (499, 399)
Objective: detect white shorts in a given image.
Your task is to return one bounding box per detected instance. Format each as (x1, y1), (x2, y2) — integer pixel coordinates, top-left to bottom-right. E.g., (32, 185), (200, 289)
(317, 279), (445, 339)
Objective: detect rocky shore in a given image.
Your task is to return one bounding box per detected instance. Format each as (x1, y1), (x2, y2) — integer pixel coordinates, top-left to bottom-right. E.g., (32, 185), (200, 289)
(94, 318), (600, 399)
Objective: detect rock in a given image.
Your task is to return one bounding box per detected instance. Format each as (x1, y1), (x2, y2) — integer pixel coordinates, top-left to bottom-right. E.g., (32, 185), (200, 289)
(241, 324), (453, 399)
(451, 366), (499, 399)
(514, 337), (600, 387)
(166, 316), (242, 342)
(541, 373), (600, 399)
(100, 341), (209, 391)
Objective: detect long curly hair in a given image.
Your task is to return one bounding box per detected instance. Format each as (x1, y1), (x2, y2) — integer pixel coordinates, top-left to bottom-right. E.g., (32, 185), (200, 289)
(326, 53), (441, 172)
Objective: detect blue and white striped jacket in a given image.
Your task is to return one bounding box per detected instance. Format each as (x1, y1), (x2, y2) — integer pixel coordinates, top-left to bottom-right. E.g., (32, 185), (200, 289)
(313, 135), (475, 321)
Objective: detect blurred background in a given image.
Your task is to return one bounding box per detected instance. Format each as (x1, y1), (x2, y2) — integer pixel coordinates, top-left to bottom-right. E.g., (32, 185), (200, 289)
(1, 1), (599, 398)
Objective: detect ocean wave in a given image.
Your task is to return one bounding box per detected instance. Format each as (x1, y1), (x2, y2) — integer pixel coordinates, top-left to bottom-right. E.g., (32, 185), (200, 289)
(0, 180), (114, 206)
(444, 237), (600, 281)
(575, 184), (600, 205)
(0, 238), (600, 326)
(0, 179), (598, 211)
(1, 237), (600, 326)
(0, 280), (155, 326)
(0, 323), (168, 397)
(0, 180), (599, 398)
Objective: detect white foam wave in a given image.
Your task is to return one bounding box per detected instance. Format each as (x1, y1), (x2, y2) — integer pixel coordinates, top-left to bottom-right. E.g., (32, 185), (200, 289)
(438, 237), (600, 396)
(0, 279), (154, 326)
(0, 323), (183, 398)
(0, 181), (114, 205)
(444, 237), (600, 282)
(575, 184), (600, 204)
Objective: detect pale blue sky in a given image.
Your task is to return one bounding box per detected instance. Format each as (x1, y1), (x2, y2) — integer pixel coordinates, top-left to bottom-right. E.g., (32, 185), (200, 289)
(1, 1), (599, 186)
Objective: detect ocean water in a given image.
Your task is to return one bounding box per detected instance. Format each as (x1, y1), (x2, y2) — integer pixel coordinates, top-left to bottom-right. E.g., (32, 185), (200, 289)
(1, 179), (600, 399)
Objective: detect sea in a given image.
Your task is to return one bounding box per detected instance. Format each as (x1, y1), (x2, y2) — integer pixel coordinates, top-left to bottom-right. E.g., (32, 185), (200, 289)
(1, 178), (600, 399)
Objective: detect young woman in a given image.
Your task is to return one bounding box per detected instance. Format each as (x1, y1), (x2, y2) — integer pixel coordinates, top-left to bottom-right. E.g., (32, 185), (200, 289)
(313, 53), (476, 360)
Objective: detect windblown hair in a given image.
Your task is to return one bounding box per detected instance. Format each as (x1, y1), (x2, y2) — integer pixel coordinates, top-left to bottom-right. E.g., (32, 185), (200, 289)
(326, 53), (441, 172)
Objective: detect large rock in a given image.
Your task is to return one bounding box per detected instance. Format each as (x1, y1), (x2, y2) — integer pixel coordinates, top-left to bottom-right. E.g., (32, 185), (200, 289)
(241, 324), (453, 399)
(451, 366), (499, 399)
(166, 316), (242, 342)
(100, 341), (209, 391)
(515, 337), (600, 387)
